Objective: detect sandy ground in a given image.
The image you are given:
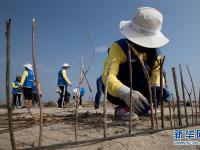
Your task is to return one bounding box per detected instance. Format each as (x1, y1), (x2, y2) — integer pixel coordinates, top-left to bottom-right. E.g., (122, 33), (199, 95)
(0, 106), (200, 150)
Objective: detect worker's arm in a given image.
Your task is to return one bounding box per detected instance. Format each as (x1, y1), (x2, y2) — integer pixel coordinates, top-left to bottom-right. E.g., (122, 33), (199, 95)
(12, 82), (18, 88)
(19, 71), (28, 86)
(102, 43), (126, 97)
(149, 54), (165, 86)
(62, 69), (72, 86)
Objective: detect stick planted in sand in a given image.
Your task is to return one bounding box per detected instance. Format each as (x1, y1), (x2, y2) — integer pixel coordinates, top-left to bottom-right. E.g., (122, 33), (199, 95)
(6, 18), (16, 150)
(160, 57), (165, 129)
(172, 67), (182, 126)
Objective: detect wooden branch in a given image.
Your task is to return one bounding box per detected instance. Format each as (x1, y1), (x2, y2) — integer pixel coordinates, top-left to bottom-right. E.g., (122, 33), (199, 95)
(186, 65), (197, 123)
(103, 59), (115, 138)
(160, 57), (165, 129)
(127, 43), (133, 134)
(153, 86), (158, 129)
(128, 42), (154, 129)
(179, 64), (188, 125)
(184, 82), (194, 124)
(171, 94), (178, 127)
(6, 18), (16, 150)
(172, 67), (182, 126)
(31, 18), (43, 147)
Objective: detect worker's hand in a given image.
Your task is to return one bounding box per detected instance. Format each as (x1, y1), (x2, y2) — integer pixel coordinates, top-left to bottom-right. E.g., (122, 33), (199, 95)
(118, 85), (150, 115)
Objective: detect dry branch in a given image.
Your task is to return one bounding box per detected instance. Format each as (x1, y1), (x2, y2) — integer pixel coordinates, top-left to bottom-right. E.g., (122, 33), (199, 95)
(6, 18), (16, 150)
(32, 18), (43, 147)
(160, 57), (165, 129)
(128, 42), (154, 129)
(127, 43), (133, 134)
(153, 86), (158, 129)
(103, 59), (115, 138)
(186, 65), (197, 123)
(172, 67), (182, 126)
(179, 64), (188, 125)
(184, 82), (194, 124)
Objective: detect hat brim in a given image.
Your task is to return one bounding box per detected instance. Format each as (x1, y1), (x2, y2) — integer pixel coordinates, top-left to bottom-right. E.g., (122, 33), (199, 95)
(120, 21), (169, 48)
(23, 64), (33, 71)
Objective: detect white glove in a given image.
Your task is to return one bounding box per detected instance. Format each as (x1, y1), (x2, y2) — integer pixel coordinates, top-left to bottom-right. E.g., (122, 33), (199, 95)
(118, 85), (150, 115)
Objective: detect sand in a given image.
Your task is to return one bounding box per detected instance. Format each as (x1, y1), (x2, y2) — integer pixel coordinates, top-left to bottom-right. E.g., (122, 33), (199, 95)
(0, 106), (199, 150)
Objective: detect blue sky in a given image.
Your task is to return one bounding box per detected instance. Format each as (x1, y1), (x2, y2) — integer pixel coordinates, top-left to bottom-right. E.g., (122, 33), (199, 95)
(0, 0), (200, 102)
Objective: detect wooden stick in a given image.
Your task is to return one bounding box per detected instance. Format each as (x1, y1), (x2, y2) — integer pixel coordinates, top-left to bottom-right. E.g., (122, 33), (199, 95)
(172, 67), (182, 126)
(199, 88), (200, 119)
(168, 102), (173, 129)
(179, 64), (188, 125)
(103, 59), (115, 138)
(171, 94), (178, 127)
(163, 69), (173, 128)
(127, 43), (133, 134)
(186, 65), (197, 123)
(75, 57), (84, 142)
(153, 86), (158, 129)
(32, 18), (43, 147)
(128, 42), (154, 129)
(6, 18), (16, 150)
(184, 83), (194, 124)
(159, 57), (165, 129)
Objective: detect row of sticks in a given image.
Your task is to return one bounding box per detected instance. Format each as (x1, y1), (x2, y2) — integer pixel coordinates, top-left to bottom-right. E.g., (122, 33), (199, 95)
(4, 18), (200, 150)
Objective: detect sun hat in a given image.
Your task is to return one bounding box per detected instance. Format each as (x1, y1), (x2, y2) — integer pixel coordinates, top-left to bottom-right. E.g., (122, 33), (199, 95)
(120, 7), (169, 48)
(62, 63), (70, 68)
(23, 63), (33, 70)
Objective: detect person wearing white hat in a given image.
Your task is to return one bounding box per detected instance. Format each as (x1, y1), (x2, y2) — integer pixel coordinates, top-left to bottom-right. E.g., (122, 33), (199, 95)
(57, 63), (72, 108)
(20, 63), (35, 108)
(101, 7), (171, 120)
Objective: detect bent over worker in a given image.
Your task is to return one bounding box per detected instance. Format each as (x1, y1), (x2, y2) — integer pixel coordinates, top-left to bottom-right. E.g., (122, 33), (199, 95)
(57, 63), (72, 108)
(20, 64), (34, 108)
(102, 7), (171, 121)
(12, 75), (22, 108)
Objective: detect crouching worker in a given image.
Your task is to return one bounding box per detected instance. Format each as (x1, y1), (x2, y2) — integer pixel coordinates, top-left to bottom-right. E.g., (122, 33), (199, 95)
(73, 87), (85, 108)
(57, 63), (72, 108)
(102, 7), (171, 121)
(32, 80), (42, 107)
(12, 76), (22, 108)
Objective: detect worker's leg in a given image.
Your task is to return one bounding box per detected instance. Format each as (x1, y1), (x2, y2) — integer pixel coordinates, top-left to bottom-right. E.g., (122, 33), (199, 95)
(79, 95), (83, 106)
(13, 94), (17, 107)
(94, 77), (103, 109)
(17, 94), (21, 107)
(58, 86), (64, 108)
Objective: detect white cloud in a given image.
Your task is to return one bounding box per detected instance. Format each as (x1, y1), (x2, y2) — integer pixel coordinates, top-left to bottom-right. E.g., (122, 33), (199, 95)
(95, 46), (108, 53)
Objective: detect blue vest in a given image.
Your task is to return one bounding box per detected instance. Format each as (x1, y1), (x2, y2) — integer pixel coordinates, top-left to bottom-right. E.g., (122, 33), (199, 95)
(80, 87), (85, 96)
(58, 69), (68, 86)
(23, 70), (34, 88)
(12, 80), (22, 94)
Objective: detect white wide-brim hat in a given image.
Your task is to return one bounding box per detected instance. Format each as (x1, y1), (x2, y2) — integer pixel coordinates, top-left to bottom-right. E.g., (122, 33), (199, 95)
(120, 7), (169, 48)
(62, 63), (70, 68)
(23, 63), (33, 70)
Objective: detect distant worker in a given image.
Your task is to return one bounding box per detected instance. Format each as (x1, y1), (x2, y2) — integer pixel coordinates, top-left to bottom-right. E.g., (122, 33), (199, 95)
(20, 64), (34, 108)
(12, 75), (22, 108)
(73, 87), (85, 108)
(57, 63), (72, 108)
(32, 80), (42, 107)
(94, 76), (103, 109)
(101, 7), (171, 120)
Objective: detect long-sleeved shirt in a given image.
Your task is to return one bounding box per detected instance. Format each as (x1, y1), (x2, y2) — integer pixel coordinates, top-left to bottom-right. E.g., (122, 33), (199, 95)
(62, 69), (72, 85)
(102, 42), (164, 97)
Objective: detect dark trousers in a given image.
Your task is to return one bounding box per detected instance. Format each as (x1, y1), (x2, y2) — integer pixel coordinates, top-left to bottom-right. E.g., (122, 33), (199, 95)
(32, 93), (39, 106)
(57, 86), (70, 108)
(13, 94), (21, 106)
(94, 77), (103, 109)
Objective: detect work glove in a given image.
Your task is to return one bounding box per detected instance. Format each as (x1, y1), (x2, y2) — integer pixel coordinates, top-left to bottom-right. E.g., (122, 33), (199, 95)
(118, 85), (150, 115)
